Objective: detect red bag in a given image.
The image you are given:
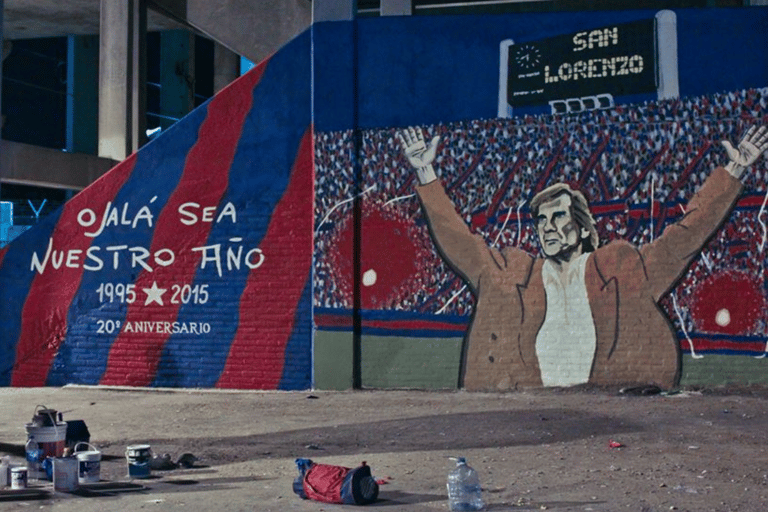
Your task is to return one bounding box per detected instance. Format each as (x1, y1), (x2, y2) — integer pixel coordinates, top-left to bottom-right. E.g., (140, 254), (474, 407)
(293, 459), (379, 505)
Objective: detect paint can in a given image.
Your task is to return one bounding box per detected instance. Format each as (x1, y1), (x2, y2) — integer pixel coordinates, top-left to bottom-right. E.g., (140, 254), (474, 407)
(125, 444), (152, 479)
(74, 443), (101, 484)
(53, 457), (79, 492)
(11, 466), (28, 490)
(31, 405), (61, 427)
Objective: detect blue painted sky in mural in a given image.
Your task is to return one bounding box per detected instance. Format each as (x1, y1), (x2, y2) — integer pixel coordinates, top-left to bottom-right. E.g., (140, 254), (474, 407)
(314, 7), (768, 131)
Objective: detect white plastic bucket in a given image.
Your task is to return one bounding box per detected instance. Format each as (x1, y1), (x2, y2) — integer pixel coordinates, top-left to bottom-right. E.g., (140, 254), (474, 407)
(74, 443), (101, 484)
(53, 457), (78, 492)
(126, 444), (152, 479)
(26, 423), (66, 456)
(25, 422), (66, 479)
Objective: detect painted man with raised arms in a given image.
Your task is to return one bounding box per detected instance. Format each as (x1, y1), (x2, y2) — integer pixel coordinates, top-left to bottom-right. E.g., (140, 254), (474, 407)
(399, 125), (768, 391)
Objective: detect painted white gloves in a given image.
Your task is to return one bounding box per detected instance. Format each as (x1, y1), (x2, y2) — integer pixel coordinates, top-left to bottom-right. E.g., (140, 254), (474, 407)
(722, 125), (768, 180)
(398, 127), (440, 185)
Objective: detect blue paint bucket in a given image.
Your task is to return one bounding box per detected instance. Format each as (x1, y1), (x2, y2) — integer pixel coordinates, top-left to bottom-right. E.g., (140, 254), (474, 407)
(125, 445), (152, 479)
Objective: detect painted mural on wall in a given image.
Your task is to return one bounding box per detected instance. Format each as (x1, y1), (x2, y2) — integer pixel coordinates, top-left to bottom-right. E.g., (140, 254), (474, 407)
(313, 8), (768, 390)
(398, 125), (766, 390)
(0, 33), (313, 389)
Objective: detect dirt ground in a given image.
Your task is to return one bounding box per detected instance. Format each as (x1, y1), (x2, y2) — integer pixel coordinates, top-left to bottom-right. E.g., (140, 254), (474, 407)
(1, 385), (767, 511)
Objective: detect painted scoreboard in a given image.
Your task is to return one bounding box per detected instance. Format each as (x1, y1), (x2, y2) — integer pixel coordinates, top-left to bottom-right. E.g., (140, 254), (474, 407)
(499, 10), (679, 116)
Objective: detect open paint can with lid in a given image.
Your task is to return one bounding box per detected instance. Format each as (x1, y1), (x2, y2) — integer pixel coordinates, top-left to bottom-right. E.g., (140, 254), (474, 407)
(126, 444), (152, 478)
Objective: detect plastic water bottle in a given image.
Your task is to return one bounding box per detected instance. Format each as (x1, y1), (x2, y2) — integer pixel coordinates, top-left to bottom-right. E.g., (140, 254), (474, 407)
(447, 457), (485, 511)
(25, 437), (42, 479)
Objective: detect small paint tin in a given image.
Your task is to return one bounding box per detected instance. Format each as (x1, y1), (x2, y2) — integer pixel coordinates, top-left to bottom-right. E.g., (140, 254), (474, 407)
(11, 466), (28, 489)
(126, 444), (152, 479)
(125, 444), (152, 462)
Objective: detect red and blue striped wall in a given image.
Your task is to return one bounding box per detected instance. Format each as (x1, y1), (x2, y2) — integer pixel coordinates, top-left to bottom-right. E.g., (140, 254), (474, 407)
(0, 31), (313, 390)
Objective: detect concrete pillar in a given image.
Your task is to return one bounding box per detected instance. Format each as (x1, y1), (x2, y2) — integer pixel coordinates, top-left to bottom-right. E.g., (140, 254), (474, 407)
(313, 0), (355, 22)
(98, 0), (147, 161)
(380, 0), (412, 16)
(67, 35), (100, 155)
(213, 42), (240, 94)
(159, 30), (194, 130)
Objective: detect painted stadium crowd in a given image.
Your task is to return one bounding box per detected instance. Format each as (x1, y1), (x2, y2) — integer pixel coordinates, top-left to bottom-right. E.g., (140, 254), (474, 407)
(314, 87), (768, 335)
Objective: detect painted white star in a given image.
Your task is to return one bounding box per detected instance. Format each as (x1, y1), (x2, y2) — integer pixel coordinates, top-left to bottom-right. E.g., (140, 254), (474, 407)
(143, 281), (167, 306)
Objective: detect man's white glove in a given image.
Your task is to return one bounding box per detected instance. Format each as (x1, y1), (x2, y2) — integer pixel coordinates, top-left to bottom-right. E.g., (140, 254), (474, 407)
(397, 127), (441, 185)
(721, 125), (768, 180)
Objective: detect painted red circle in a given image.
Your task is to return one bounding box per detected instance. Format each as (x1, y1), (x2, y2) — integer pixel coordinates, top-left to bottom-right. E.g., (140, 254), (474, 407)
(690, 270), (765, 335)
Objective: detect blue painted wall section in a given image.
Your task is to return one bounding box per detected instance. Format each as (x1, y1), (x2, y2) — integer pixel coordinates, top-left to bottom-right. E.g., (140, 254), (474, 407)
(315, 8), (768, 131)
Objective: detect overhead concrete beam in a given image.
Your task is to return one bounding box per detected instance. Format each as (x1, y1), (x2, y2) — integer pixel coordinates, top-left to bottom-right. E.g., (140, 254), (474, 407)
(3, 0), (183, 40)
(185, 0), (312, 65)
(0, 140), (117, 190)
(5, 0), (310, 68)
